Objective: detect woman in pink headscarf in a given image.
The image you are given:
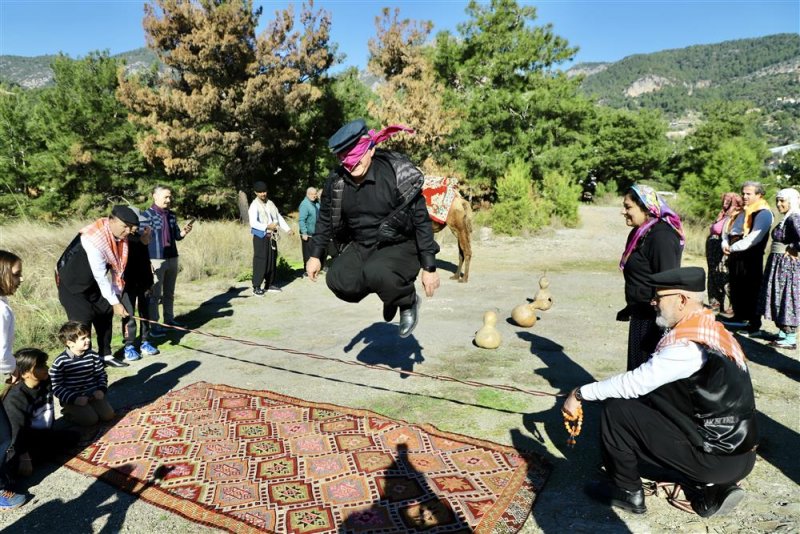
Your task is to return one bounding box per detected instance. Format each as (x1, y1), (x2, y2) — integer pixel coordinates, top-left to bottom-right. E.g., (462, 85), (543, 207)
(707, 192), (743, 315)
(618, 185), (684, 371)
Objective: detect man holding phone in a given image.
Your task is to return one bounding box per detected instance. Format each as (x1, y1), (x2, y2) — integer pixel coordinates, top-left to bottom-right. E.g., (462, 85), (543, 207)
(141, 186), (193, 335)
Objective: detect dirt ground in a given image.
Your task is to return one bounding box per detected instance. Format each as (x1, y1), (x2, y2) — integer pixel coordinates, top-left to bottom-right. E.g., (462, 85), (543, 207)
(0, 205), (797, 533)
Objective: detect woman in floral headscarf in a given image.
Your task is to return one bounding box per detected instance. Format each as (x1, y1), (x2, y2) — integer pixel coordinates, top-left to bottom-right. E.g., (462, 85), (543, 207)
(757, 188), (800, 350)
(707, 192), (743, 314)
(618, 185), (684, 370)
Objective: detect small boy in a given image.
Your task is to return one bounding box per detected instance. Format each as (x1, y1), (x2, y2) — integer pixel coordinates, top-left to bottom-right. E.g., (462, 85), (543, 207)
(3, 348), (79, 477)
(49, 321), (115, 426)
(121, 210), (159, 362)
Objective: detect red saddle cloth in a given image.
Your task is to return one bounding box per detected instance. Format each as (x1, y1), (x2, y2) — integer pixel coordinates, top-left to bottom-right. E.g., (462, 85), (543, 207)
(422, 176), (458, 224)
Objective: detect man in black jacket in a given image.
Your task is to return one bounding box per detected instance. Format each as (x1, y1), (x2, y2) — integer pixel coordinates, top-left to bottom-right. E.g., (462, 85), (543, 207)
(563, 267), (757, 517)
(306, 119), (440, 337)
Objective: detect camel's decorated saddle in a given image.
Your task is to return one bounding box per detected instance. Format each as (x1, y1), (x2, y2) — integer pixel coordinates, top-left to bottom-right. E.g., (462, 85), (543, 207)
(422, 176), (459, 224)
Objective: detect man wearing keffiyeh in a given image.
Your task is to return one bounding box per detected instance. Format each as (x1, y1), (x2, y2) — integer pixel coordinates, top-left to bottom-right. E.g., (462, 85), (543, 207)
(55, 206), (140, 368)
(563, 267), (757, 518)
(306, 119), (440, 338)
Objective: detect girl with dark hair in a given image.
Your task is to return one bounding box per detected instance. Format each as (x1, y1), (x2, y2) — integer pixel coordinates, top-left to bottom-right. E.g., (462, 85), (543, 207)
(0, 250), (25, 509)
(2, 348), (79, 478)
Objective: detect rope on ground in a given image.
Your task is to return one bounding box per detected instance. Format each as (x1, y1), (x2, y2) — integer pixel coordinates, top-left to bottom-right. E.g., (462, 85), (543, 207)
(136, 317), (565, 399)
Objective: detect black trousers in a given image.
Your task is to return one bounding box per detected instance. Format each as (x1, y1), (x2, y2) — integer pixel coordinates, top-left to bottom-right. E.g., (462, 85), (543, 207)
(58, 286), (113, 356)
(0, 406), (10, 490)
(728, 247), (764, 328)
(7, 427), (80, 473)
(121, 289), (150, 345)
(600, 398), (756, 492)
(326, 240), (420, 308)
(252, 235), (277, 290)
(302, 237), (312, 267)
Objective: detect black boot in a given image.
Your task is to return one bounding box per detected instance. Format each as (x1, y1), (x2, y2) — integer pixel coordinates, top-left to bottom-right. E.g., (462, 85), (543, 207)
(383, 302), (398, 322)
(398, 293), (420, 338)
(692, 484), (745, 518)
(585, 480), (646, 514)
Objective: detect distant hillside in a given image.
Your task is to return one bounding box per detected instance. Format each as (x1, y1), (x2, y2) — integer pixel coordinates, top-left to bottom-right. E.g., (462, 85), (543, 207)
(568, 34), (800, 143)
(0, 48), (160, 89)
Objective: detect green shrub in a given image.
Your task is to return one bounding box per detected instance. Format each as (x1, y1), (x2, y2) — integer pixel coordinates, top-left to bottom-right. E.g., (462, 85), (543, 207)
(489, 160), (547, 235)
(540, 170), (581, 228)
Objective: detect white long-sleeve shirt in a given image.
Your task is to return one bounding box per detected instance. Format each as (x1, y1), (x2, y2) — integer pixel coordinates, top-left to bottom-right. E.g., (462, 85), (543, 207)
(0, 296), (16, 375)
(722, 208), (773, 253)
(580, 340), (706, 401)
(80, 234), (121, 306)
(248, 199), (290, 234)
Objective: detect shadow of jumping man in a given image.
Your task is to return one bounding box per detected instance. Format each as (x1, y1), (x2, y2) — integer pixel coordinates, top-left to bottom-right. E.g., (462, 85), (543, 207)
(339, 443), (469, 532)
(344, 323), (424, 379)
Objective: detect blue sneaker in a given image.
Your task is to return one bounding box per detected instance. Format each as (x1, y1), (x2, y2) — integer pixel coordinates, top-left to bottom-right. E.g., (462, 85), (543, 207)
(123, 345), (142, 362)
(0, 489), (26, 510)
(140, 341), (160, 356)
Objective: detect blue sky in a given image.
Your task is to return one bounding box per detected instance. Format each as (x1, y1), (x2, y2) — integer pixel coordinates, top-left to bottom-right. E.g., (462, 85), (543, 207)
(0, 1), (797, 68)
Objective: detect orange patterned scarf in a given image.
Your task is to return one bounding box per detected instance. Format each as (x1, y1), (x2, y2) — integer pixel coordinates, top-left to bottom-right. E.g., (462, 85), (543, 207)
(80, 218), (128, 291)
(742, 198), (771, 235)
(656, 308), (747, 370)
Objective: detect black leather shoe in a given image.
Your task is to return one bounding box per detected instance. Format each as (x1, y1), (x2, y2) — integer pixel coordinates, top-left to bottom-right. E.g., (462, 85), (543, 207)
(692, 484), (745, 518)
(398, 294), (420, 338)
(383, 302), (398, 322)
(585, 480), (646, 514)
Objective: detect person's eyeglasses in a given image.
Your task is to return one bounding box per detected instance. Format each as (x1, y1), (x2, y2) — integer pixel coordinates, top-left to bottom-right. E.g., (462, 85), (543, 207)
(651, 292), (683, 304)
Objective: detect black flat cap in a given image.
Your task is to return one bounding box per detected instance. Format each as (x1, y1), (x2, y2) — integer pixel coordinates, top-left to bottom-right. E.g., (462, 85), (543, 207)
(649, 267), (705, 292)
(111, 205), (139, 226)
(328, 119), (368, 154)
(253, 181), (267, 192)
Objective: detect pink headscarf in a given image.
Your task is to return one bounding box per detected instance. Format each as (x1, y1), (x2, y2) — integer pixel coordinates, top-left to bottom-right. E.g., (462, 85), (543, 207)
(619, 184), (685, 270)
(337, 125), (415, 172)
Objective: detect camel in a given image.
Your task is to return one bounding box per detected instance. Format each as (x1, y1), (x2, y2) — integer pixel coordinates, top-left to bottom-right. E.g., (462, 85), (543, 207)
(431, 192), (473, 283)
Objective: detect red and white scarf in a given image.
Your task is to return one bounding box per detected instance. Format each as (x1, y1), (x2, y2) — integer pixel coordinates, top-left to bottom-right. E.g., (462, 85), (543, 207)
(80, 218), (128, 290)
(656, 308), (747, 370)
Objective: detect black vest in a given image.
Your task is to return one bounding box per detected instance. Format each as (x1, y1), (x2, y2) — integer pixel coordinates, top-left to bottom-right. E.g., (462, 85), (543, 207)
(647, 347), (758, 455)
(55, 235), (98, 295)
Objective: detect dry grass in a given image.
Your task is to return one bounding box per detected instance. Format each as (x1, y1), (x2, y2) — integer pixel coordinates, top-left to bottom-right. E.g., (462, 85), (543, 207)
(1, 218), (305, 352)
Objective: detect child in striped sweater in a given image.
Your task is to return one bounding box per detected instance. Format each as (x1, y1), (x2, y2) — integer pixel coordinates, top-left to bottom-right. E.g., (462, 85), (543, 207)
(49, 321), (115, 426)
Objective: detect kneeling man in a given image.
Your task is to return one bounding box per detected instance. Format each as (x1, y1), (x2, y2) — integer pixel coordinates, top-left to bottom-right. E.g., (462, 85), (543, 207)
(563, 266), (757, 517)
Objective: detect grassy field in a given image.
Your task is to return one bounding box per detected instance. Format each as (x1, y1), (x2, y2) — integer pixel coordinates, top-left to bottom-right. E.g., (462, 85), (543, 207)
(0, 218), (306, 353)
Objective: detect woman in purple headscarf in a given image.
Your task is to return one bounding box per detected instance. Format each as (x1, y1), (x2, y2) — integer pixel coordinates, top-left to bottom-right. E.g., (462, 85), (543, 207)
(618, 185), (684, 370)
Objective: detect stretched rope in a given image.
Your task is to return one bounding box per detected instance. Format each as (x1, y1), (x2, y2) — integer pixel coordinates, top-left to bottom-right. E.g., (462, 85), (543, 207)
(136, 317), (564, 399)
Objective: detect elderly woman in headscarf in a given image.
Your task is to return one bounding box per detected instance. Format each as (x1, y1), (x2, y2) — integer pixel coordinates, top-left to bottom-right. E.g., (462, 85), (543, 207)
(756, 188), (800, 350)
(618, 185), (684, 370)
(707, 192), (743, 314)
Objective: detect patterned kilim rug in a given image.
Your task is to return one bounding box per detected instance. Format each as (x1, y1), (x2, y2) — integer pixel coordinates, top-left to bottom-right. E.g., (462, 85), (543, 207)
(66, 382), (550, 533)
(423, 176), (459, 224)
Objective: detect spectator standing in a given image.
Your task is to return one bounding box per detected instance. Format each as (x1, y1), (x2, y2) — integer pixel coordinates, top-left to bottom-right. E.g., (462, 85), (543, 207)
(141, 186), (193, 335)
(0, 250), (26, 509)
(55, 206), (139, 368)
(120, 208), (158, 362)
(618, 185), (684, 370)
(721, 181), (773, 333)
(299, 187), (320, 272)
(249, 181), (293, 295)
(49, 321), (115, 426)
(757, 188), (800, 349)
(707, 193), (743, 315)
